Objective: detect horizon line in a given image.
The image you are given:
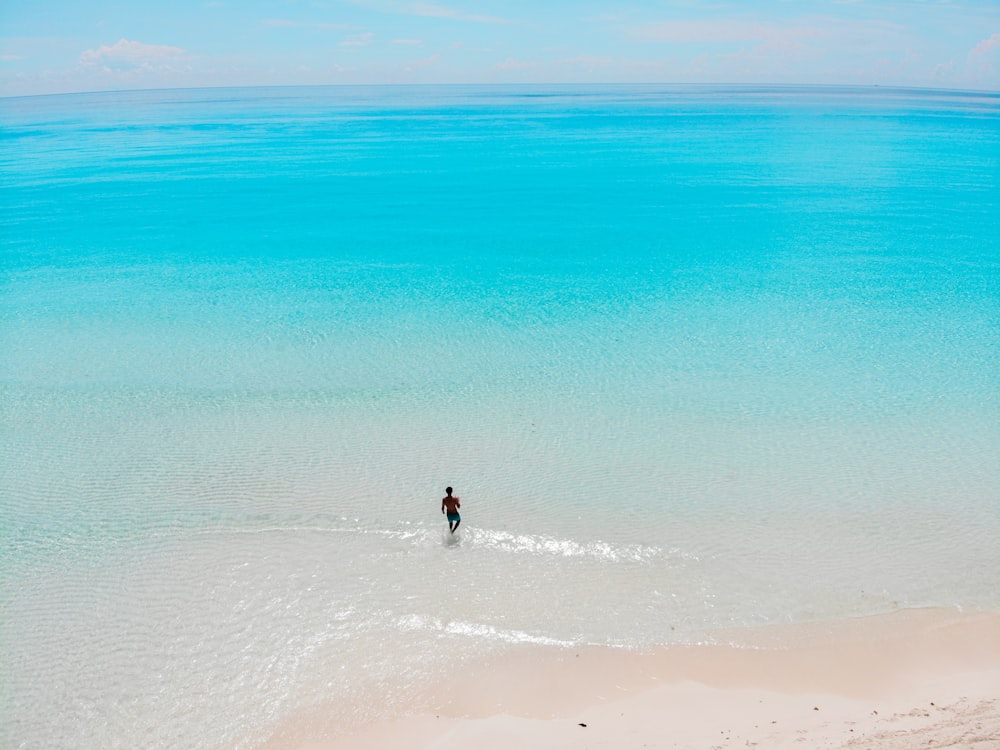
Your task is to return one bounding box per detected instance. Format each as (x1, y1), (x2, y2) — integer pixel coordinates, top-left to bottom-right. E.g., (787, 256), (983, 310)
(4, 80), (999, 103)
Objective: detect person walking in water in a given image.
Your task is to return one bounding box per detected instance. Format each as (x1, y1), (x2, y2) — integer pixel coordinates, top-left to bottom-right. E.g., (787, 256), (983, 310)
(441, 486), (461, 533)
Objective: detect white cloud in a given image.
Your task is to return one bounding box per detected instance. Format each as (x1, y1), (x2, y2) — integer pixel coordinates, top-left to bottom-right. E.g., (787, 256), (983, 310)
(931, 60), (956, 78)
(341, 32), (374, 47)
(557, 55), (614, 69)
(403, 53), (440, 72)
(633, 16), (908, 58)
(406, 2), (511, 25)
(635, 19), (819, 45)
(79, 38), (187, 72)
(970, 32), (1000, 58)
(583, 13), (629, 24)
(631, 15), (942, 85)
(495, 57), (537, 71)
(263, 19), (351, 30)
(0, 54), (25, 61)
(966, 31), (1000, 83)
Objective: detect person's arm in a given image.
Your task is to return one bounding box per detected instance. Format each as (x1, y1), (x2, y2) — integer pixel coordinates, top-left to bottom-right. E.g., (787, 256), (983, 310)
(441, 499), (446, 514)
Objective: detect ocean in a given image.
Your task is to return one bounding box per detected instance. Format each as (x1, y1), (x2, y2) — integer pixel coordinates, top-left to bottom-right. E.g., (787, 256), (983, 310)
(1, 84), (998, 749)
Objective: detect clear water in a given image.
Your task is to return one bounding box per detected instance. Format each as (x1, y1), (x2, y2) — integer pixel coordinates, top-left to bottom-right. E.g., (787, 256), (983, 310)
(1, 84), (998, 749)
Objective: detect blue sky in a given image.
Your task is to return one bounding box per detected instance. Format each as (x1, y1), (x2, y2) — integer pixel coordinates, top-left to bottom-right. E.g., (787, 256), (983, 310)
(1, 1), (998, 96)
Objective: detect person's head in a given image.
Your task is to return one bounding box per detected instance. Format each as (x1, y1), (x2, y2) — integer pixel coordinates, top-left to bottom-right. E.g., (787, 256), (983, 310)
(445, 486), (453, 496)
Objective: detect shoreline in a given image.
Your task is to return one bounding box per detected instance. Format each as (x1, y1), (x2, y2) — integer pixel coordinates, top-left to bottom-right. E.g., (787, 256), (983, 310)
(267, 608), (1000, 749)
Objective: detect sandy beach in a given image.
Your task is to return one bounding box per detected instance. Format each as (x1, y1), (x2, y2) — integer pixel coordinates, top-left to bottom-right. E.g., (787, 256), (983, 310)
(274, 609), (1000, 750)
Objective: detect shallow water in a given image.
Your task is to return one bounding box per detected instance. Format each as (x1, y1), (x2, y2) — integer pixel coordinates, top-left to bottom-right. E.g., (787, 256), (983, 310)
(1, 84), (998, 749)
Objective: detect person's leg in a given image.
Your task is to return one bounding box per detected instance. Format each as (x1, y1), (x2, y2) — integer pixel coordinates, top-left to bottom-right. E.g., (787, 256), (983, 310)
(452, 518), (460, 533)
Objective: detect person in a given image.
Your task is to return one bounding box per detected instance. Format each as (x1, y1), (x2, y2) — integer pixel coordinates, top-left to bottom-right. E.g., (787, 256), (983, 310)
(441, 486), (461, 533)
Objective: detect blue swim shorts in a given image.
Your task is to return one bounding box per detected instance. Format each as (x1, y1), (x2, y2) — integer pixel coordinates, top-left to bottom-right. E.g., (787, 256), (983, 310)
(447, 511), (460, 522)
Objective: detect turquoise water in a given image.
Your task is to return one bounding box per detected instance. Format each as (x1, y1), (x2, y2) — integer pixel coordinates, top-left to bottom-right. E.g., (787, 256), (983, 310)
(2, 84), (998, 749)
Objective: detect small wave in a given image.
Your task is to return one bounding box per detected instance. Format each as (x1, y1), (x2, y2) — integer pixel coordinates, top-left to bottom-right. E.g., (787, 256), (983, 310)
(164, 519), (695, 564)
(173, 519), (438, 543)
(463, 527), (684, 563)
(396, 613), (577, 647)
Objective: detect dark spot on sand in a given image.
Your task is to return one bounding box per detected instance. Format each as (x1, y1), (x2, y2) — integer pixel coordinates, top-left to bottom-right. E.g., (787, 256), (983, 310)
(578, 723), (587, 728)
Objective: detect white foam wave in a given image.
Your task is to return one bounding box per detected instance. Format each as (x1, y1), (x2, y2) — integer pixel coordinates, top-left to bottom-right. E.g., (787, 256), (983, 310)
(167, 519), (694, 564)
(464, 527), (685, 563)
(395, 613), (577, 647)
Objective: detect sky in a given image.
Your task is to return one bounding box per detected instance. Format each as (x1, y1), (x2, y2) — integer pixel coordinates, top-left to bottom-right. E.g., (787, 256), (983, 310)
(1, 1), (998, 96)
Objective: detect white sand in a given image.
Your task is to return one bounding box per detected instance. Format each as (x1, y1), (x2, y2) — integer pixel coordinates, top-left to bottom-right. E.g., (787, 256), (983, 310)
(269, 609), (1000, 750)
